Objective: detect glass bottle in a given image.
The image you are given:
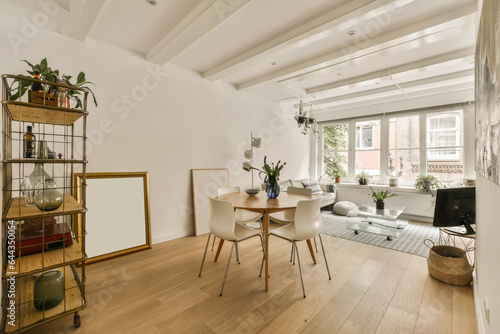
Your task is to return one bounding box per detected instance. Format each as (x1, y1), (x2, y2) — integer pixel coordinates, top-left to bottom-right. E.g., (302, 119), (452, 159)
(23, 125), (36, 158)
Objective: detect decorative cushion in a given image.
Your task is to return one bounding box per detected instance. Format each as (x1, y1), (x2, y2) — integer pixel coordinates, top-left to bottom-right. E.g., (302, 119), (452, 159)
(333, 201), (358, 216)
(280, 179), (292, 191)
(301, 181), (323, 195)
(320, 184), (336, 193)
(291, 180), (304, 188)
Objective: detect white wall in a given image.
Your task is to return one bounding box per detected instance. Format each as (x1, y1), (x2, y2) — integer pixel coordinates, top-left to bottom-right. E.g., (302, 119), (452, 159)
(0, 17), (310, 243)
(475, 174), (500, 334)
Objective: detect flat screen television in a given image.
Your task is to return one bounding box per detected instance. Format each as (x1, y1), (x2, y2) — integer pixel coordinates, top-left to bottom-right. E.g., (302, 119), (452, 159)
(433, 187), (476, 235)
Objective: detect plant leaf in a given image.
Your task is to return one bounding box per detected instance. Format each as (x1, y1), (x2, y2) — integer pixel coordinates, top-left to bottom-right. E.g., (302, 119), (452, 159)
(77, 71), (86, 84)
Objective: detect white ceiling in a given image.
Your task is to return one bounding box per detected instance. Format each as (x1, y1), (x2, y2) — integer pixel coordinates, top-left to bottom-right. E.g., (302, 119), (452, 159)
(2, 0), (480, 118)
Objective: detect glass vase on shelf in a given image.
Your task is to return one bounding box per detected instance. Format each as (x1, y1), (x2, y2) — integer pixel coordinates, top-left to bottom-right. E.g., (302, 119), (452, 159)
(266, 176), (280, 199)
(35, 178), (63, 211)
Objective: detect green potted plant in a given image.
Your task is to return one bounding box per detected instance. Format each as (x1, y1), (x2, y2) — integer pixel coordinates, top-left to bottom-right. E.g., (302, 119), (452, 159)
(386, 153), (404, 187)
(331, 163), (347, 183)
(9, 58), (97, 109)
(356, 171), (371, 185)
(414, 174), (443, 197)
(369, 187), (397, 209)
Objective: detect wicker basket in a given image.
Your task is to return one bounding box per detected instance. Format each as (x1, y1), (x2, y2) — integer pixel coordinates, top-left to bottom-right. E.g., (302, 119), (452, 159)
(425, 241), (473, 286)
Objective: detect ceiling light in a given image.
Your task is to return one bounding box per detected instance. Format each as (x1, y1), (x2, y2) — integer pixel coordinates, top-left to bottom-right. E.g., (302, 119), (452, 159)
(347, 30), (356, 36)
(145, 0), (157, 5)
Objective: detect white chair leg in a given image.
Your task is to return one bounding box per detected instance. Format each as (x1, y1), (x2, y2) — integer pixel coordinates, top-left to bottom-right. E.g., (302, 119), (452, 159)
(294, 242), (306, 298)
(318, 234), (332, 280)
(290, 243), (294, 263)
(220, 242), (236, 296)
(313, 237), (318, 252)
(211, 236), (216, 251)
(235, 243), (240, 264)
(199, 233), (212, 277)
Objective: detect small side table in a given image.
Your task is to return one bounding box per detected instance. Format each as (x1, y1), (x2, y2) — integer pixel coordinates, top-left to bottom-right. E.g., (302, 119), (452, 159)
(438, 227), (476, 265)
(346, 203), (409, 241)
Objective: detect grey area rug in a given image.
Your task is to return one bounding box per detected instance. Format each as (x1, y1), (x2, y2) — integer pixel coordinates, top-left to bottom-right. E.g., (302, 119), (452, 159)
(320, 212), (439, 257)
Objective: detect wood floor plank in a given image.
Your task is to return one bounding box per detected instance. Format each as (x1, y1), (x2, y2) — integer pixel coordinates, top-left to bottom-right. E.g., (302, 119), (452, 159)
(414, 276), (454, 334)
(18, 234), (477, 334)
(301, 281), (368, 334)
(452, 286), (478, 334)
(348, 251), (412, 331)
(390, 255), (428, 315)
(375, 306), (417, 334)
(338, 320), (376, 334)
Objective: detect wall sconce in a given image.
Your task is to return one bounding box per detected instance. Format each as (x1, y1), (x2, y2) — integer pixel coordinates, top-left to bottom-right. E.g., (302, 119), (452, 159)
(294, 100), (316, 135)
(242, 132), (261, 193)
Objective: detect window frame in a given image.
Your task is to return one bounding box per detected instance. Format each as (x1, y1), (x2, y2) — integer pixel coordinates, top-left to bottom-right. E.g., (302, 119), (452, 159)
(426, 112), (461, 161)
(317, 104), (473, 185)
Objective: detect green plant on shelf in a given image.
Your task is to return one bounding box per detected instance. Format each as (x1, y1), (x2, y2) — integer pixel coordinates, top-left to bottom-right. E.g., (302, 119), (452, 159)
(9, 57), (97, 109)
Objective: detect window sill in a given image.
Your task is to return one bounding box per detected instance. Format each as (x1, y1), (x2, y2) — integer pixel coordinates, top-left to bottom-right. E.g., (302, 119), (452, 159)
(333, 182), (432, 195)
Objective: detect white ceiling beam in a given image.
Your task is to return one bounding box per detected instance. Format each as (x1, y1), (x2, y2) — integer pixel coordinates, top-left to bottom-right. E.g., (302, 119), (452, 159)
(311, 69), (474, 108)
(306, 47), (475, 95)
(237, 3), (477, 91)
(146, 0), (250, 64)
(314, 89), (474, 122)
(61, 0), (105, 42)
(202, 0), (387, 81)
(316, 83), (474, 113)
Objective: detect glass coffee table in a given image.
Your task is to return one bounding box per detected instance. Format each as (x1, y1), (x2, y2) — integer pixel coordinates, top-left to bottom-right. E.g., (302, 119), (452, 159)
(346, 202), (408, 241)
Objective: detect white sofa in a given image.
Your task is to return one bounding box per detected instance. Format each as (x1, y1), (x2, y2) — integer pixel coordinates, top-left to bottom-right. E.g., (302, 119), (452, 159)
(262, 179), (336, 208)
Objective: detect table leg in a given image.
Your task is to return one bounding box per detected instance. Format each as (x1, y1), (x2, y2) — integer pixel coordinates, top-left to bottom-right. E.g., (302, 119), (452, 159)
(214, 239), (224, 262)
(306, 239), (317, 264)
(264, 211), (269, 291)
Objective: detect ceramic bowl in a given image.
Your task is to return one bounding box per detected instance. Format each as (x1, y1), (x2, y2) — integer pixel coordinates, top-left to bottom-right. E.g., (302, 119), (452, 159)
(245, 189), (260, 196)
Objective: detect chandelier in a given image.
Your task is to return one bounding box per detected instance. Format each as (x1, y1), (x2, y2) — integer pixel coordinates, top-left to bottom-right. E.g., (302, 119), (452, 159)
(294, 100), (316, 135)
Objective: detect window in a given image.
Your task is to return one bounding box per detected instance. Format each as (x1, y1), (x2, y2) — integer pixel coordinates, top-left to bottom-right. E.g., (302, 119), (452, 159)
(355, 120), (380, 179)
(427, 113), (461, 161)
(389, 115), (420, 182)
(319, 105), (471, 184)
(356, 123), (374, 149)
(323, 123), (348, 178)
(427, 111), (464, 182)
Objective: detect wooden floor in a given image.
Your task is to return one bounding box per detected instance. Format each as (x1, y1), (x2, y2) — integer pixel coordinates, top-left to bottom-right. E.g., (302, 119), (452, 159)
(23, 232), (478, 334)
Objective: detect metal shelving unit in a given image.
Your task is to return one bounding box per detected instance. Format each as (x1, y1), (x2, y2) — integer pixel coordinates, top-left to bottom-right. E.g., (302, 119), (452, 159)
(1, 74), (88, 333)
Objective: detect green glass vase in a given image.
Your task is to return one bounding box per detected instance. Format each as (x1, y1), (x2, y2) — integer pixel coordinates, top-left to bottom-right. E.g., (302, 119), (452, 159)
(33, 271), (65, 311)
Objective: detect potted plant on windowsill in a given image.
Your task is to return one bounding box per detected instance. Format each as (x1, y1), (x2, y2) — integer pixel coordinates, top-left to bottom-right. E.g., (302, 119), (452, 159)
(369, 187), (397, 210)
(356, 171), (371, 185)
(414, 174), (443, 197)
(386, 153), (404, 187)
(332, 165), (347, 183)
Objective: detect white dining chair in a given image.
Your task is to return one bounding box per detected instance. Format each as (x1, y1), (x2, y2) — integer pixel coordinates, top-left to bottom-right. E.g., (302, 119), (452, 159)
(268, 186), (311, 224)
(218, 186), (262, 228)
(199, 197), (265, 296)
(269, 186), (319, 256)
(212, 186), (263, 261)
(268, 198), (331, 298)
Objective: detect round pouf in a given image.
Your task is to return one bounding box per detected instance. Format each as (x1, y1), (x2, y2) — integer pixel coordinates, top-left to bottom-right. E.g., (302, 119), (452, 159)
(333, 201), (357, 216)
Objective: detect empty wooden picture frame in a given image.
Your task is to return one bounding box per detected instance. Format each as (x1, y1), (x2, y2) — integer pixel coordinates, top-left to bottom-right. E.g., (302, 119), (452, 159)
(191, 168), (229, 236)
(74, 172), (152, 264)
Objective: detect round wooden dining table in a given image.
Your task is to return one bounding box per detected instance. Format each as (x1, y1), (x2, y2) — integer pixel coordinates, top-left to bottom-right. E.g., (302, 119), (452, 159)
(216, 190), (316, 291)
